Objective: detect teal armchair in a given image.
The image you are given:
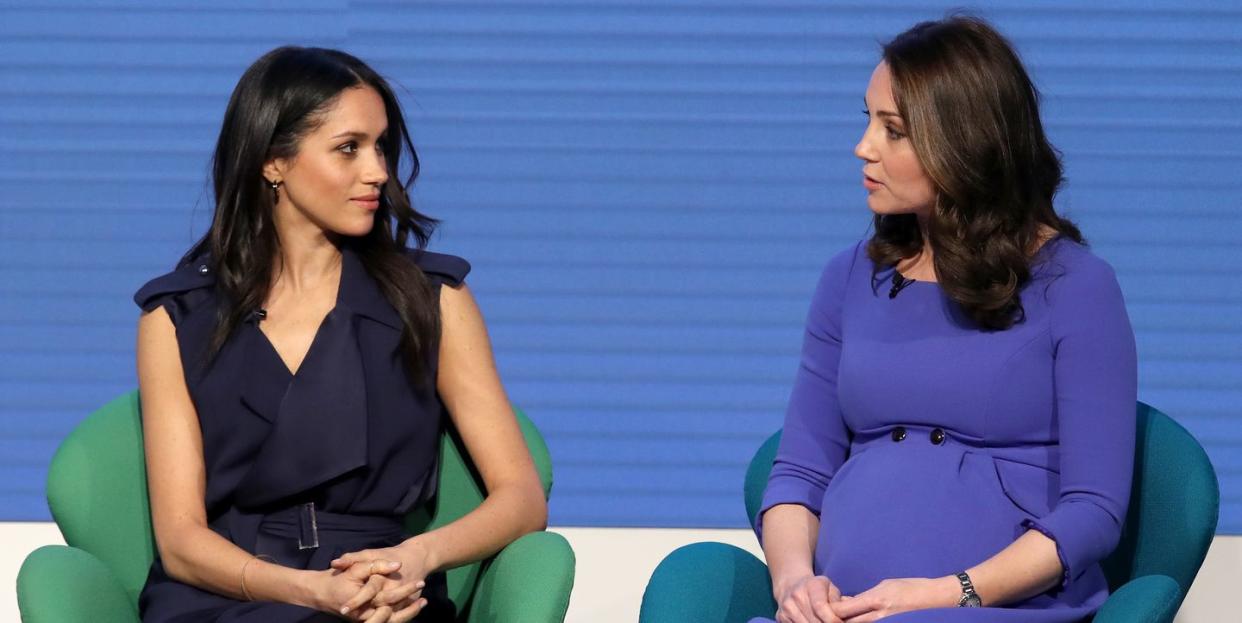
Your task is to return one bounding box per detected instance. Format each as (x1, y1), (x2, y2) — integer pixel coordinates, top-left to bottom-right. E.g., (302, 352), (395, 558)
(640, 402), (1219, 623)
(17, 390), (575, 622)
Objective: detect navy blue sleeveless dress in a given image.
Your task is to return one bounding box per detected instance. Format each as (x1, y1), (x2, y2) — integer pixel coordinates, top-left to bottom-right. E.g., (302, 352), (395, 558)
(132, 244), (469, 622)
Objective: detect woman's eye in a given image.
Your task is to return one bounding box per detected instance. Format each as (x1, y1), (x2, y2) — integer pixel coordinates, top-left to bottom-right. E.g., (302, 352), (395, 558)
(338, 142), (357, 155)
(886, 126), (906, 140)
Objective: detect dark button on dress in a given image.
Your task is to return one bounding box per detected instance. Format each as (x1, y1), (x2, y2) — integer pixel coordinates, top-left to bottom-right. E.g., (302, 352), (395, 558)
(132, 245), (470, 622)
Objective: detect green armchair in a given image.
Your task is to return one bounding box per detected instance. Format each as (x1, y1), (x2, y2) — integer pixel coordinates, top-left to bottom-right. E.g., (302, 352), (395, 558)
(640, 402), (1219, 623)
(17, 390), (575, 622)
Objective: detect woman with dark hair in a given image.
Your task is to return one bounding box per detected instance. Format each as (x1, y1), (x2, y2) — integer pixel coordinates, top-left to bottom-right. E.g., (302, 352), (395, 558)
(754, 16), (1136, 623)
(133, 46), (546, 622)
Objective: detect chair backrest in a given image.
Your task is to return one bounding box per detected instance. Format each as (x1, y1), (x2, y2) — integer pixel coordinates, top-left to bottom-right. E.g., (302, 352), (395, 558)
(45, 389), (554, 612)
(743, 402), (1219, 606)
(46, 391), (154, 606)
(1098, 403), (1218, 602)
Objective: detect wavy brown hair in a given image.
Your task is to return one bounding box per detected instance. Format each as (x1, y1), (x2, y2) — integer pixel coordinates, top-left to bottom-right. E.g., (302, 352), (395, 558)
(181, 46), (440, 381)
(867, 14), (1085, 330)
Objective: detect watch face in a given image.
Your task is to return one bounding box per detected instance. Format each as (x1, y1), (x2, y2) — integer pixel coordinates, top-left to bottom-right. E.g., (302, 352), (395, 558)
(962, 594), (982, 607)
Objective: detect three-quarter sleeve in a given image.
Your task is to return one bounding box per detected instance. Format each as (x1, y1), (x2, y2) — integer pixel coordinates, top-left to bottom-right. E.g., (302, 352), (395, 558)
(754, 243), (858, 542)
(1022, 257), (1137, 588)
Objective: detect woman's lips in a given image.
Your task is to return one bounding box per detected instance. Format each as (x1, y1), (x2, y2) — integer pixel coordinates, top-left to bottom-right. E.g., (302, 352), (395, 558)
(863, 174), (883, 191)
(351, 198), (380, 210)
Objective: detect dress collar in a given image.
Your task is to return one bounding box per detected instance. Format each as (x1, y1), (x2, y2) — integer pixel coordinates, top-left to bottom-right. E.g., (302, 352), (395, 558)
(336, 244), (403, 331)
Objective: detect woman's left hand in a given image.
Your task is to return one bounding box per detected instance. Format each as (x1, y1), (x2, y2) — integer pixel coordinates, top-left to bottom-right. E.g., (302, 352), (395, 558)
(831, 576), (961, 622)
(330, 540), (434, 621)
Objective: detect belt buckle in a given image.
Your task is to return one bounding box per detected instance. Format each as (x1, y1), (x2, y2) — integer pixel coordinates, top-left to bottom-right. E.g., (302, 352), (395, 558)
(297, 502), (320, 550)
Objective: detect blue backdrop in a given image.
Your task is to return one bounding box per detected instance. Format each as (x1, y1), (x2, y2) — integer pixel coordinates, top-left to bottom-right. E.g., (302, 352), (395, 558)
(1, 0), (1239, 532)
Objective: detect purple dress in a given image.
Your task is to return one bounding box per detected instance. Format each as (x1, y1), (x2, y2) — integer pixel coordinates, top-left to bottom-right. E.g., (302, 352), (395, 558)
(753, 236), (1137, 622)
(132, 244), (467, 622)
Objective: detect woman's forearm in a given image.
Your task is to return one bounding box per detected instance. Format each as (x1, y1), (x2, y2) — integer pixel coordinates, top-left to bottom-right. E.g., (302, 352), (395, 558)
(760, 504), (821, 598)
(402, 481), (547, 573)
(159, 524), (318, 608)
(954, 529), (1062, 606)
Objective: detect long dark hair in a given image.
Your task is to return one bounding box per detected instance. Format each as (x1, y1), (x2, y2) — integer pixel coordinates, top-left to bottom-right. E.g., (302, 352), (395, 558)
(181, 46), (440, 380)
(867, 14), (1084, 330)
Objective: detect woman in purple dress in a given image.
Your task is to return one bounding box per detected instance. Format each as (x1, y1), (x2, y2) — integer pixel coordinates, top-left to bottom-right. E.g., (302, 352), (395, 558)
(753, 16), (1137, 623)
(134, 47), (547, 622)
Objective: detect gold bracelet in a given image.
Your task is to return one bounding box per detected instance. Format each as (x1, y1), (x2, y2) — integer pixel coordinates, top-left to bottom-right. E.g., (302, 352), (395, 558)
(239, 557), (256, 601)
(240, 554), (277, 602)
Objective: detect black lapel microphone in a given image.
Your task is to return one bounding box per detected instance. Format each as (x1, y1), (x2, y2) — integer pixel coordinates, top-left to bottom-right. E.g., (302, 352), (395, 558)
(889, 271), (916, 299)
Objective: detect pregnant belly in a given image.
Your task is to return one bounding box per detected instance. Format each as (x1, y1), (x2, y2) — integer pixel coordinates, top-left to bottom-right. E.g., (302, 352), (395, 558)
(815, 441), (1028, 596)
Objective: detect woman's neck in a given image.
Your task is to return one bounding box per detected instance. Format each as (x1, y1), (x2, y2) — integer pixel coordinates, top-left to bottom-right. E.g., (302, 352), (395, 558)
(271, 231), (343, 295)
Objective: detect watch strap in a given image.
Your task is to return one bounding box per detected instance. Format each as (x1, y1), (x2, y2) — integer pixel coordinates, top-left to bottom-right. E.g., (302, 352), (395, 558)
(955, 571), (981, 607)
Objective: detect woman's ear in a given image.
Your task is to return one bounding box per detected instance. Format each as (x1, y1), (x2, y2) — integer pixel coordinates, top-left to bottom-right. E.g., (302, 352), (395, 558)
(262, 158), (285, 184)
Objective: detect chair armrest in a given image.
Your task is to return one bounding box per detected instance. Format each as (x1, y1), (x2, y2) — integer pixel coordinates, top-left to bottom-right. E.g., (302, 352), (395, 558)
(640, 542), (776, 623)
(467, 531), (575, 623)
(17, 545), (139, 623)
(1092, 574), (1182, 623)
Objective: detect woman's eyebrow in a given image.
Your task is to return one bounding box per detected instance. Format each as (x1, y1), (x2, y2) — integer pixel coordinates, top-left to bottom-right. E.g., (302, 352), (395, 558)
(329, 128), (388, 139)
(862, 98), (901, 119)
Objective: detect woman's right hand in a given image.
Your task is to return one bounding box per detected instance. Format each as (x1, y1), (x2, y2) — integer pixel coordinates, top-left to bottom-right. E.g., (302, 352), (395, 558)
(775, 574), (845, 623)
(306, 560), (425, 621)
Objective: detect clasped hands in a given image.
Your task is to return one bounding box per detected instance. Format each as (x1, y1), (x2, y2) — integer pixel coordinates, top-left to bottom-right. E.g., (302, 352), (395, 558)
(775, 574), (962, 623)
(315, 539), (433, 623)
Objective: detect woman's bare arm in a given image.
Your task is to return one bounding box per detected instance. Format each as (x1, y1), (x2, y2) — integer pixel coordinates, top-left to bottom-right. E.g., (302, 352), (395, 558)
(394, 282), (547, 572)
(960, 529), (1062, 606)
(761, 504), (820, 598)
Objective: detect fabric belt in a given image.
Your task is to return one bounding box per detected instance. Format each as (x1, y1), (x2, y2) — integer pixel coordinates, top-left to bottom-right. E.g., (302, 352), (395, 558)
(210, 503), (407, 557)
(260, 503), (405, 550)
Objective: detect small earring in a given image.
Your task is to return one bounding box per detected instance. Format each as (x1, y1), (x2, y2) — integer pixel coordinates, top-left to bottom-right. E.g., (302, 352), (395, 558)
(266, 179), (281, 203)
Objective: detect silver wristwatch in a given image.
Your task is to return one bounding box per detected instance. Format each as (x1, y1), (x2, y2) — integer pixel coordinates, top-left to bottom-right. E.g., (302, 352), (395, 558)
(956, 571), (982, 607)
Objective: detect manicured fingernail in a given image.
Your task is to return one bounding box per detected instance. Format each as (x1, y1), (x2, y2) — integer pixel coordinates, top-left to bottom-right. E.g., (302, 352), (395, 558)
(417, 581), (425, 588)
(340, 606), (350, 614)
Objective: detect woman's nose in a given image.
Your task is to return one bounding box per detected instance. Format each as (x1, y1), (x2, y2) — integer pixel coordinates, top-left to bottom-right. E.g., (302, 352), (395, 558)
(854, 130), (877, 162)
(363, 156), (388, 187)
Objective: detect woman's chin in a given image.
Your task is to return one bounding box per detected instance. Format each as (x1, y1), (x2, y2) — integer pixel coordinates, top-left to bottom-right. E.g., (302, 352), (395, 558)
(865, 198), (925, 219)
(865, 196), (895, 216)
(333, 217), (377, 238)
